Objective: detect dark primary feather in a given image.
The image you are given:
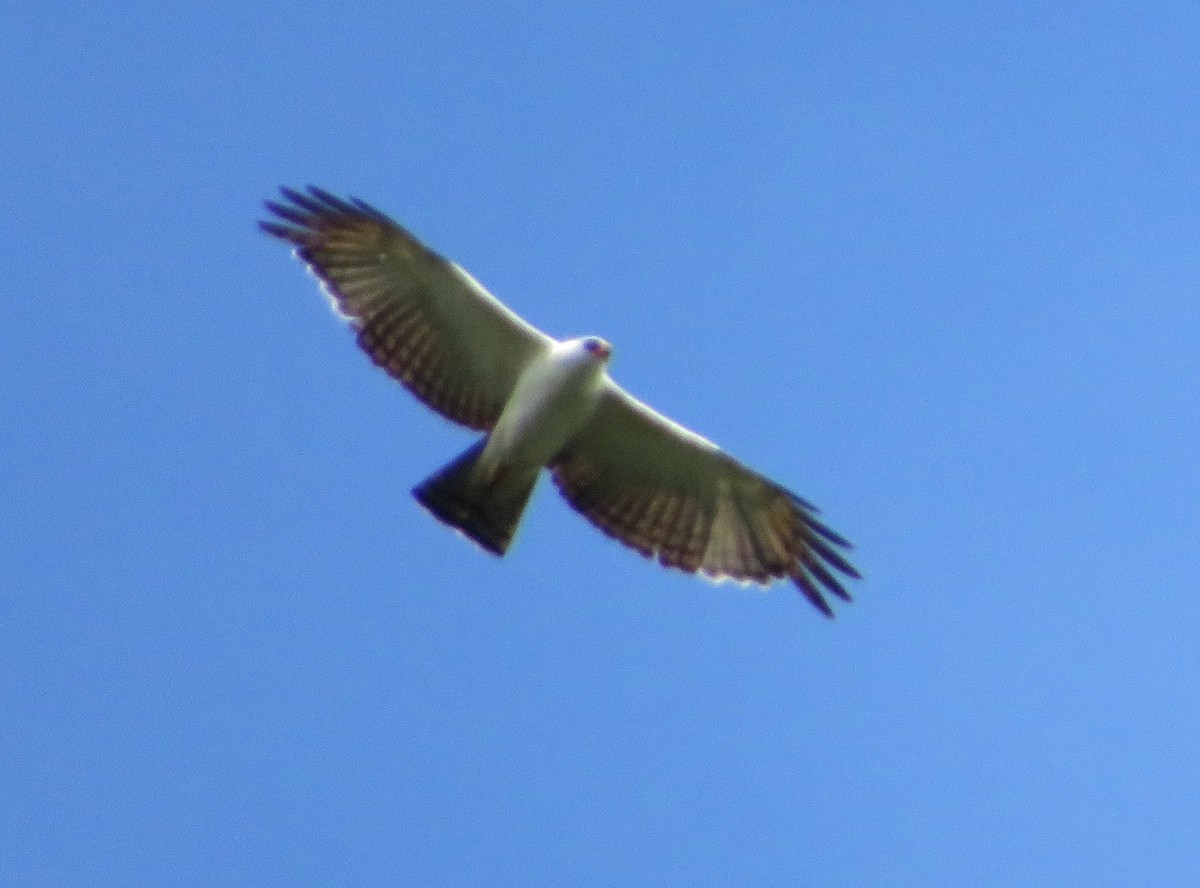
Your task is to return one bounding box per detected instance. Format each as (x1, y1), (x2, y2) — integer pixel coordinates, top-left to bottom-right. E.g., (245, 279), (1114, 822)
(551, 388), (860, 617)
(260, 186), (547, 430)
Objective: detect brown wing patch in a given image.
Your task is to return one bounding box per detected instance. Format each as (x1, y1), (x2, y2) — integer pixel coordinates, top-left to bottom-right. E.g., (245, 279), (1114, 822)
(261, 187), (510, 430)
(551, 446), (859, 617)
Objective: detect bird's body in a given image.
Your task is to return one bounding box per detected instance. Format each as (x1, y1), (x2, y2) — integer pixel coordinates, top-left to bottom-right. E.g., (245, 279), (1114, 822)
(415, 338), (611, 556)
(261, 187), (860, 616)
(483, 338), (611, 479)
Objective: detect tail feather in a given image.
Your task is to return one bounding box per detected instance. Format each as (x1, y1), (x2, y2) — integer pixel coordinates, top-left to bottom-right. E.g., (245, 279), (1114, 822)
(412, 439), (539, 556)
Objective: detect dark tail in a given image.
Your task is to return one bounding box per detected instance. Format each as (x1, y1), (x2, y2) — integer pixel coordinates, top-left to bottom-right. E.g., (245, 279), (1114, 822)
(412, 439), (540, 556)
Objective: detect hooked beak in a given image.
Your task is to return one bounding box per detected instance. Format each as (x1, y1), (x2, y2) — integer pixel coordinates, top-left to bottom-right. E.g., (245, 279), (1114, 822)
(584, 338), (612, 360)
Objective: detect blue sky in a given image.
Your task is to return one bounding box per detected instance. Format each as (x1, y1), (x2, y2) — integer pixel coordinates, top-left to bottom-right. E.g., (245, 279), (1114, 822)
(3, 2), (1199, 885)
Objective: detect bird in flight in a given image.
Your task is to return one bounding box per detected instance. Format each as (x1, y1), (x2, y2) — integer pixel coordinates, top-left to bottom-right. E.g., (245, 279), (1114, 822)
(261, 187), (860, 615)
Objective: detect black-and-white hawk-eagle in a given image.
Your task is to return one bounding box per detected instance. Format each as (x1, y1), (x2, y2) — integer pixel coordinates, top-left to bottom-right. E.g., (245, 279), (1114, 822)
(261, 187), (860, 616)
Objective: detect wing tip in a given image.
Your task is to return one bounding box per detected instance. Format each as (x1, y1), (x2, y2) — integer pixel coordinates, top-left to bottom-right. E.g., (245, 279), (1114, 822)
(259, 186), (386, 236)
(792, 572), (837, 618)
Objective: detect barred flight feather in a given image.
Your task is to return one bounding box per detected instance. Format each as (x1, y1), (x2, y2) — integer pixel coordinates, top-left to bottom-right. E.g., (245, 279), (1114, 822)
(261, 187), (548, 431)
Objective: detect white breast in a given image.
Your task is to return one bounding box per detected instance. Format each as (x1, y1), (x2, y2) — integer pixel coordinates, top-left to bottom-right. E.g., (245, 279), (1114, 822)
(479, 340), (607, 475)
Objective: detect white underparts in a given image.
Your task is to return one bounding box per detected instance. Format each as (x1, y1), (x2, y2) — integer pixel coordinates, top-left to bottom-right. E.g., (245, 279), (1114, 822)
(477, 339), (608, 481)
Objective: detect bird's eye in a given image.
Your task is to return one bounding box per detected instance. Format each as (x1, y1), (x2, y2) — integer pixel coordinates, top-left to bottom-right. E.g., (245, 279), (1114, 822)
(584, 338), (599, 353)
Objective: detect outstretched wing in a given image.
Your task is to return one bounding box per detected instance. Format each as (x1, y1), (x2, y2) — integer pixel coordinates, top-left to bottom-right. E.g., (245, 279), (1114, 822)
(550, 385), (860, 616)
(261, 187), (555, 430)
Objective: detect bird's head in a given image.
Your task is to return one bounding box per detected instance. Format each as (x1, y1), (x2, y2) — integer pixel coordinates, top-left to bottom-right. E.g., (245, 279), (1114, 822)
(580, 336), (612, 362)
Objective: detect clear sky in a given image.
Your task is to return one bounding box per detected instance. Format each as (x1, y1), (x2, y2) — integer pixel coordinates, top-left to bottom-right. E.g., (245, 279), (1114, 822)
(3, 2), (1199, 885)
